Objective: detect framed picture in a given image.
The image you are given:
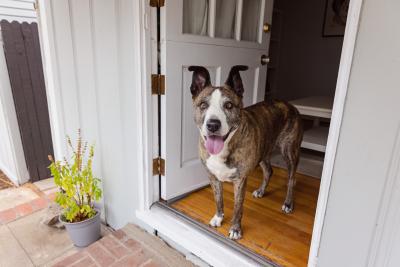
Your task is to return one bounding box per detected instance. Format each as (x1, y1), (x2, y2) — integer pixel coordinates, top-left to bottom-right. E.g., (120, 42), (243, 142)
(322, 0), (349, 37)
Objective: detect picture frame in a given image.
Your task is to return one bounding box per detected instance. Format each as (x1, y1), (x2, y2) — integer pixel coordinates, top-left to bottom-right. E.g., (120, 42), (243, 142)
(322, 0), (349, 37)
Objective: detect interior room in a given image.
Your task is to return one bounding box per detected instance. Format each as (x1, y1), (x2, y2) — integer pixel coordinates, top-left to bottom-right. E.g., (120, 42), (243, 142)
(159, 0), (348, 266)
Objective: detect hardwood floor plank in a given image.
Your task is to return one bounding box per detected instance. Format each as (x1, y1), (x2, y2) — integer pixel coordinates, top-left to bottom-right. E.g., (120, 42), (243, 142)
(170, 167), (320, 267)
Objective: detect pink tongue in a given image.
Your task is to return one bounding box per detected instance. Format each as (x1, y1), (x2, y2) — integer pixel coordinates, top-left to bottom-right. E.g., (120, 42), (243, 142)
(205, 136), (224, 155)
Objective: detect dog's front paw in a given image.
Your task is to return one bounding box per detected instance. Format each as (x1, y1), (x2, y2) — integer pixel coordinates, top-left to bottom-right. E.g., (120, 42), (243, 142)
(209, 214), (224, 227)
(252, 188), (265, 198)
(228, 225), (242, 240)
(281, 202), (294, 214)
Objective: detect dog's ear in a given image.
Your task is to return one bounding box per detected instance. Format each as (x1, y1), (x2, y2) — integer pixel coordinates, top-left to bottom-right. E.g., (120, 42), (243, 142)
(225, 65), (248, 97)
(188, 66), (211, 98)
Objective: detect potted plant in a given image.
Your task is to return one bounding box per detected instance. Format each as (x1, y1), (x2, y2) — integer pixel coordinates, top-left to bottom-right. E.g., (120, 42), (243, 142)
(48, 131), (102, 247)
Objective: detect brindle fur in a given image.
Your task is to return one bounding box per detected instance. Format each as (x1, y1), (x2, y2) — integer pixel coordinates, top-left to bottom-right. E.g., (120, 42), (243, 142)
(189, 66), (303, 239)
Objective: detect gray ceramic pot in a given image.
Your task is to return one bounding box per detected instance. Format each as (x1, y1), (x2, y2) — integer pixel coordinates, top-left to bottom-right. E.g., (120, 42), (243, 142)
(60, 210), (101, 247)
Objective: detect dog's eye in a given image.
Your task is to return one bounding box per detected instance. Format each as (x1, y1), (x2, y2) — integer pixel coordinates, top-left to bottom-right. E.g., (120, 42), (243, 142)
(199, 102), (208, 110)
(224, 102), (233, 110)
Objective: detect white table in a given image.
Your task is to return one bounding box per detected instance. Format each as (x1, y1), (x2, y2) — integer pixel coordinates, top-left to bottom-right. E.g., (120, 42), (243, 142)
(290, 96), (334, 153)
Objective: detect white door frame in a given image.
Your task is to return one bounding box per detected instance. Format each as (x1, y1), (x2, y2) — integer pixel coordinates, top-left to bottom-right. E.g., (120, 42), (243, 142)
(135, 0), (365, 266)
(307, 0), (363, 265)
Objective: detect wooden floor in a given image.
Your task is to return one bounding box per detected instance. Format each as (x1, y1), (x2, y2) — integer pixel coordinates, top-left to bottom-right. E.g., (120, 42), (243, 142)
(171, 167), (320, 267)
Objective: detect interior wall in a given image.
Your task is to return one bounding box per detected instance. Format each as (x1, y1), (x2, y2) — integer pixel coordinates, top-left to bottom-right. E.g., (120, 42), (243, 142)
(38, 0), (145, 229)
(272, 0), (344, 101)
(318, 0), (400, 265)
(0, 33), (29, 185)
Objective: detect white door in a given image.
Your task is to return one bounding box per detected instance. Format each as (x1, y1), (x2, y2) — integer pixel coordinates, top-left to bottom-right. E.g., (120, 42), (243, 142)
(160, 0), (274, 200)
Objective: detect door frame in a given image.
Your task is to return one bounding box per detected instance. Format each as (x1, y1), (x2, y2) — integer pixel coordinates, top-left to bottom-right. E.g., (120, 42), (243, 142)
(135, 0), (364, 265)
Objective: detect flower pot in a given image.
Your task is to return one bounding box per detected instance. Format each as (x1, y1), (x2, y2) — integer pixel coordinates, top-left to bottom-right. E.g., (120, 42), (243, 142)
(60, 210), (101, 247)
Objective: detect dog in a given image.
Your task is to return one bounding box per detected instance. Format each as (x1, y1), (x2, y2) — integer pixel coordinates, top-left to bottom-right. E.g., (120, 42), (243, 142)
(189, 65), (303, 240)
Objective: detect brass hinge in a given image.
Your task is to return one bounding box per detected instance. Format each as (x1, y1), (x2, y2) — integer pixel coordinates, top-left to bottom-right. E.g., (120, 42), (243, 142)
(153, 157), (165, 176)
(34, 0), (39, 11)
(149, 0), (165, 8)
(151, 74), (165, 95)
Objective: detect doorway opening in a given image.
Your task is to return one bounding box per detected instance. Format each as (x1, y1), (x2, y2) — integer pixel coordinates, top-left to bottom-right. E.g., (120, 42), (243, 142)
(154, 0), (350, 266)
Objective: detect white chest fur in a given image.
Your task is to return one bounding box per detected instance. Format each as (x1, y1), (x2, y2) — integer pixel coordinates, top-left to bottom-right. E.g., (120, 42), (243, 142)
(206, 154), (237, 182)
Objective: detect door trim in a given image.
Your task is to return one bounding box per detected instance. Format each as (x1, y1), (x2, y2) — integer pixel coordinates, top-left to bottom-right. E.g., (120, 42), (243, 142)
(308, 0), (364, 265)
(136, 0), (365, 266)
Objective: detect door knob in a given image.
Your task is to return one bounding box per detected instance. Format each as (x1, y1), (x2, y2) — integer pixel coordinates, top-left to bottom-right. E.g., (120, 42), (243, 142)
(263, 23), (271, 33)
(261, 55), (270, 65)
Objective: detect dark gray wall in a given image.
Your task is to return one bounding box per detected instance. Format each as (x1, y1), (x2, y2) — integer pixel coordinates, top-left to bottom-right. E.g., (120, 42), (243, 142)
(272, 0), (343, 101)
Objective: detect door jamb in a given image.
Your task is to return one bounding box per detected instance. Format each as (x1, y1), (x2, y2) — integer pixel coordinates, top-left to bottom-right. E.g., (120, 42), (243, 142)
(137, 0), (365, 266)
(136, 0), (160, 212)
(308, 0), (364, 265)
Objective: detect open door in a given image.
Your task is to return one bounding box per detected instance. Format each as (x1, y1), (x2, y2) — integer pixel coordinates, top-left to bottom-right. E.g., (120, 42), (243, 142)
(160, 0), (274, 200)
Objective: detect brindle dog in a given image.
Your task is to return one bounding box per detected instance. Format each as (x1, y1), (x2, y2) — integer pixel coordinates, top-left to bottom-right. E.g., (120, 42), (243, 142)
(189, 65), (303, 240)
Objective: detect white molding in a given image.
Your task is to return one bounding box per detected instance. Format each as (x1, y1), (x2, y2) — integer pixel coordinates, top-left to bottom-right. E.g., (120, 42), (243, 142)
(307, 0), (364, 265)
(136, 207), (261, 267)
(367, 125), (400, 266)
(137, 0), (159, 211)
(36, 0), (67, 161)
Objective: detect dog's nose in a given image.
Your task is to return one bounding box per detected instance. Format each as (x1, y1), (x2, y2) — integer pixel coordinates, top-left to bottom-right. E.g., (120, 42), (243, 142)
(206, 119), (221, 133)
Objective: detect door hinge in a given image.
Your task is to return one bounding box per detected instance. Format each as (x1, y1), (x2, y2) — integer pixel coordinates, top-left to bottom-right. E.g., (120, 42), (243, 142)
(34, 0), (39, 11)
(153, 157), (165, 176)
(151, 74), (165, 95)
(149, 0), (165, 8)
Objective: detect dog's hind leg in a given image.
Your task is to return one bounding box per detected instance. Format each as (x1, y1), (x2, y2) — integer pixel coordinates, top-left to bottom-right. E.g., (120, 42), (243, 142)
(252, 160), (273, 198)
(209, 175), (224, 227)
(281, 142), (300, 214)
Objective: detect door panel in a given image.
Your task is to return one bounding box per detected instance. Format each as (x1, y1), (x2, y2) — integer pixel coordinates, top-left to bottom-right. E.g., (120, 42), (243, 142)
(165, 0), (273, 48)
(161, 0), (273, 200)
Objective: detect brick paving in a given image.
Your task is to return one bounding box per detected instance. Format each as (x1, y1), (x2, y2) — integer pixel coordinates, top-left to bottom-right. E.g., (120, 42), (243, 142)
(0, 176), (57, 225)
(0, 192), (55, 224)
(0, 178), (193, 267)
(52, 230), (164, 267)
